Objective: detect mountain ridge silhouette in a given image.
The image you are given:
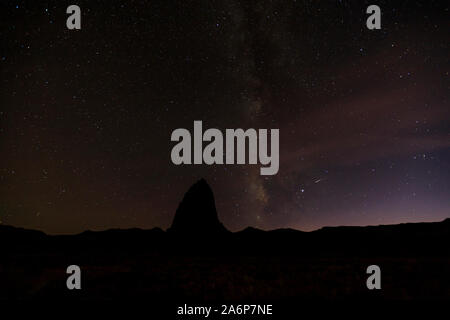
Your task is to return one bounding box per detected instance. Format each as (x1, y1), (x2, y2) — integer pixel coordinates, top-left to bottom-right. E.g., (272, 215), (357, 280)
(1, 177), (449, 257)
(1, 179), (450, 300)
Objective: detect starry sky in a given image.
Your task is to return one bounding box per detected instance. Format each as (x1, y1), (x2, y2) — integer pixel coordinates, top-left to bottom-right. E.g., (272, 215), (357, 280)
(1, 1), (449, 234)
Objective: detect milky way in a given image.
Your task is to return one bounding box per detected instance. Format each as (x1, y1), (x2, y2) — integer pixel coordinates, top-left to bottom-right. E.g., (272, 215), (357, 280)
(0, 1), (449, 234)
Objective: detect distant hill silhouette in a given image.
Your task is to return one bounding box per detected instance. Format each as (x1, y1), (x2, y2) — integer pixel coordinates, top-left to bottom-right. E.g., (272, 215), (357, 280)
(0, 177), (449, 256)
(1, 178), (450, 300)
(167, 178), (228, 236)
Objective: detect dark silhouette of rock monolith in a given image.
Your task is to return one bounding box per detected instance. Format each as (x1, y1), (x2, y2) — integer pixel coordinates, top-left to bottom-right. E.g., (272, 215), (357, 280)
(168, 178), (228, 236)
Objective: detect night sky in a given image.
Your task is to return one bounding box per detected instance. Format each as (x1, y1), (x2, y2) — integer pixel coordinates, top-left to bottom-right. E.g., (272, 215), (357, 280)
(1, 1), (449, 234)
